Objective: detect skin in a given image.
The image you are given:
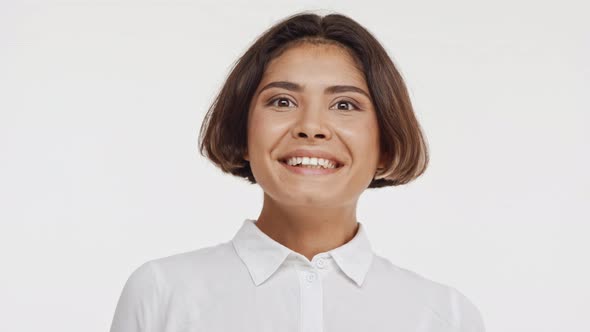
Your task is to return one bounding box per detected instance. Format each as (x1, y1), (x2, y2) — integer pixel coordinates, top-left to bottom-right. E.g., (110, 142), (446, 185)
(243, 42), (384, 262)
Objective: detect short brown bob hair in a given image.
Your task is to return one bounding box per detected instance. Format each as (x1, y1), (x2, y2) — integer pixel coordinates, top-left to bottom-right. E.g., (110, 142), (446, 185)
(198, 11), (429, 188)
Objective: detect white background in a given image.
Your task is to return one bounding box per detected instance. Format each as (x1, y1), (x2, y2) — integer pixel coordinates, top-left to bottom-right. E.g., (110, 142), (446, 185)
(1, 1), (588, 331)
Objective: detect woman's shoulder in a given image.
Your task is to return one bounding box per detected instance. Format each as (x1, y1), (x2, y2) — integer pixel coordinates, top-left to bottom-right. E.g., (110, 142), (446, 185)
(370, 254), (486, 331)
(110, 241), (237, 332)
(151, 240), (237, 278)
(122, 240), (235, 291)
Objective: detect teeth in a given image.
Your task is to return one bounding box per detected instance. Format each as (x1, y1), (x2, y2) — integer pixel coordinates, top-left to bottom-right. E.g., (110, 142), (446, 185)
(284, 156), (338, 169)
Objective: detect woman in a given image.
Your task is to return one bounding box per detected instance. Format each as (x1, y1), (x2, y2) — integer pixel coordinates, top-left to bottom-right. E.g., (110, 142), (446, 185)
(109, 11), (486, 332)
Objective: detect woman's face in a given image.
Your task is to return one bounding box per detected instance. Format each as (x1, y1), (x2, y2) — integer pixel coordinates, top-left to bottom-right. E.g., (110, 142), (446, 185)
(245, 42), (383, 207)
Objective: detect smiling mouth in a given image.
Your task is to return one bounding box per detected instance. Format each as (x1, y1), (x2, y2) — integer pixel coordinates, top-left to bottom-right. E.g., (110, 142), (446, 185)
(278, 159), (344, 169)
(277, 159), (345, 177)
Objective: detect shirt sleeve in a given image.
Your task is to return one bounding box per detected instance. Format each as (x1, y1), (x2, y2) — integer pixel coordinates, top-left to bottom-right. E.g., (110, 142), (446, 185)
(109, 261), (164, 332)
(450, 287), (486, 332)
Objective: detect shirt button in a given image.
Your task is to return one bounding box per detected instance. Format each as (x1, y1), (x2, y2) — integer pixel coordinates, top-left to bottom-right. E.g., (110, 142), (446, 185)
(305, 271), (317, 283)
(315, 258), (326, 269)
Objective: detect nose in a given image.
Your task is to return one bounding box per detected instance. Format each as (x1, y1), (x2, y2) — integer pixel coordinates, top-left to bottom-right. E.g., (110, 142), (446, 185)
(291, 103), (332, 141)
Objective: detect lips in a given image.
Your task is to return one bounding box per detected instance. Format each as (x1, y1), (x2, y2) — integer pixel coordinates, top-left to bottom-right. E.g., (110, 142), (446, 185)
(278, 148), (344, 167)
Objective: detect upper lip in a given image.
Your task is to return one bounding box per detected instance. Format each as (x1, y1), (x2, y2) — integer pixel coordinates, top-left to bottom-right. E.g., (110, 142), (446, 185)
(279, 149), (344, 166)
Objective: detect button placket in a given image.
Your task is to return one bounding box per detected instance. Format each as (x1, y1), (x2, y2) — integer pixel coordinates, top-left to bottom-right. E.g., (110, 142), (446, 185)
(315, 257), (326, 269)
(298, 267), (323, 332)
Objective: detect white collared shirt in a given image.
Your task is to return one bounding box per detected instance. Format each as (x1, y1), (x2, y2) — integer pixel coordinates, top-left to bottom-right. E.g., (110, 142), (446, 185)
(109, 219), (485, 332)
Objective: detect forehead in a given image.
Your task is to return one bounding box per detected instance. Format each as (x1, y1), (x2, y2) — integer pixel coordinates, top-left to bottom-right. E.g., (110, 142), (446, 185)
(259, 43), (367, 89)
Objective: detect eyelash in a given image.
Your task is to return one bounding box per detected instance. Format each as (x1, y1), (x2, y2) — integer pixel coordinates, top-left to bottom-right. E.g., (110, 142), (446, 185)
(267, 96), (360, 111)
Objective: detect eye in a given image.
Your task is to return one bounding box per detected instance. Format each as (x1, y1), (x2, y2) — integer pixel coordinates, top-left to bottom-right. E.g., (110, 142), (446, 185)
(267, 96), (296, 109)
(331, 99), (359, 111)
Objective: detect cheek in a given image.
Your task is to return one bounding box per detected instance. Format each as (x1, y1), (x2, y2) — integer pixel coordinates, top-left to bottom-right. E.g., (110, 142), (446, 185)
(340, 116), (380, 164)
(247, 110), (287, 159)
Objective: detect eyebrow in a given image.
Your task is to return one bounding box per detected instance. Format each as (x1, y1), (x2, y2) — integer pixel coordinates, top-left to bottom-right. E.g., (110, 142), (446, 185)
(258, 81), (371, 100)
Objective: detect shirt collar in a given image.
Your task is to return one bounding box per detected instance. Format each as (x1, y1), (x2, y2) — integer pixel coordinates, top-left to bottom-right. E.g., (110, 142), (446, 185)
(231, 218), (374, 288)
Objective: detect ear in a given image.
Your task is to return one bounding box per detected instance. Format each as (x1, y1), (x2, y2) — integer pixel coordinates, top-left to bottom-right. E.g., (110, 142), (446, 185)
(243, 151), (249, 161)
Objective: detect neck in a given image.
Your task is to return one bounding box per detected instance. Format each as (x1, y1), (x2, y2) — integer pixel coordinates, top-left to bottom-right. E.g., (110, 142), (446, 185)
(254, 192), (360, 262)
